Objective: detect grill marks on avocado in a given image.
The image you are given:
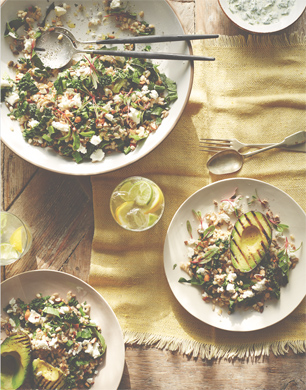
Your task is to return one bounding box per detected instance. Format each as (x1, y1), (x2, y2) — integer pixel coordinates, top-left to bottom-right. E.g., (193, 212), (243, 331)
(1, 333), (31, 390)
(230, 211), (272, 272)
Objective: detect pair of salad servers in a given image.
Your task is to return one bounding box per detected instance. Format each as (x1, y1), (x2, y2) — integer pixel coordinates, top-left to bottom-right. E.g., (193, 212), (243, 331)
(36, 26), (220, 68)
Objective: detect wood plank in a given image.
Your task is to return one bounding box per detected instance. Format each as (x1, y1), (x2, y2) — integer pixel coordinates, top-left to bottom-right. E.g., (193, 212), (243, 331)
(1, 142), (37, 210)
(195, 0), (241, 36)
(4, 169), (93, 280)
(170, 0), (195, 34)
(118, 348), (306, 390)
(60, 224), (94, 283)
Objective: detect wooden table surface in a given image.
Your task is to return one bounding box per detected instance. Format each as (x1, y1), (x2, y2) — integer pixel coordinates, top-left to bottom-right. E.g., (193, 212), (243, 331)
(1, 1), (305, 389)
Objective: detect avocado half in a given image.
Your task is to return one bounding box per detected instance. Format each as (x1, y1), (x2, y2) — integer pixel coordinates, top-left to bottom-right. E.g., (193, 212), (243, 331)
(230, 211), (272, 273)
(1, 333), (31, 390)
(32, 358), (66, 390)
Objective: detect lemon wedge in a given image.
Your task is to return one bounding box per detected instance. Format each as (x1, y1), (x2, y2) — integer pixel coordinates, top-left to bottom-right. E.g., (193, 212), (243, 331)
(9, 226), (26, 253)
(115, 201), (148, 230)
(115, 201), (135, 226)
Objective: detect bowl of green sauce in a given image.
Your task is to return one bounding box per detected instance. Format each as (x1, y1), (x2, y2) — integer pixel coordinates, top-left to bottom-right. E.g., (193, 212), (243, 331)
(218, 0), (305, 33)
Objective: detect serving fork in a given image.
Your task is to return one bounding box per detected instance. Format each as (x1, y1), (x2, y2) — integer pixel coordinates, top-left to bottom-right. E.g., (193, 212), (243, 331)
(200, 137), (306, 153)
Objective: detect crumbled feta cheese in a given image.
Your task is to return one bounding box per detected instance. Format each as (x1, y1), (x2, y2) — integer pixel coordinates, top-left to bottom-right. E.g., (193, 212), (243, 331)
(113, 94), (122, 104)
(227, 272), (237, 283)
(89, 18), (100, 26)
(74, 66), (91, 77)
(90, 135), (102, 145)
(85, 341), (101, 359)
(215, 274), (226, 284)
(217, 286), (224, 293)
(77, 144), (87, 154)
(58, 306), (70, 314)
(196, 267), (205, 275)
(55, 6), (67, 17)
(149, 89), (159, 100)
(226, 283), (236, 293)
(90, 149), (105, 162)
(220, 197), (241, 215)
(104, 88), (112, 97)
(128, 107), (141, 124)
(5, 91), (19, 106)
(252, 278), (267, 292)
(187, 239), (196, 246)
(240, 290), (255, 299)
(28, 310), (41, 324)
(49, 337), (59, 348)
(105, 113), (114, 122)
(24, 38), (34, 53)
(219, 213), (231, 224)
(187, 247), (195, 258)
(51, 121), (70, 133)
(58, 92), (82, 110)
(28, 119), (39, 128)
(32, 338), (50, 350)
(1, 78), (13, 88)
(110, 0), (122, 9)
(102, 102), (112, 112)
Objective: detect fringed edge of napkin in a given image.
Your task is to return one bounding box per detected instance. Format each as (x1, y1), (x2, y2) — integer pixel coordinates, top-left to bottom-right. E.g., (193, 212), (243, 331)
(200, 32), (305, 48)
(124, 331), (306, 360)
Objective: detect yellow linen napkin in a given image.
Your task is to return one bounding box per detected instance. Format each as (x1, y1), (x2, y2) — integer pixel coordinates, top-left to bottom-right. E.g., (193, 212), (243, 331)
(89, 33), (306, 359)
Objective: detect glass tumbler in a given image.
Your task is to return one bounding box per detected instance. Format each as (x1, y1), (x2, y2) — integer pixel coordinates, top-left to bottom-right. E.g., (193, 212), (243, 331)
(0, 211), (32, 265)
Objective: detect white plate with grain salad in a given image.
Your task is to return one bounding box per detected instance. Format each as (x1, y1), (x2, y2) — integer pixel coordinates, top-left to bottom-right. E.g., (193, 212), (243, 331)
(163, 178), (306, 332)
(1, 269), (125, 389)
(0, 0), (193, 175)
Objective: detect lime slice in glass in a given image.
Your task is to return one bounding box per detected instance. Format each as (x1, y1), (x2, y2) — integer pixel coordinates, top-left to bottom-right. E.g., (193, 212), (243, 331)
(128, 180), (153, 206)
(129, 209), (148, 230)
(147, 213), (159, 227)
(144, 185), (164, 214)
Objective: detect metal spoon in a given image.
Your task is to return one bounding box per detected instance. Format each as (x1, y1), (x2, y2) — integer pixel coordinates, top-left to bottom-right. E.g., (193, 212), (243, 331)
(207, 131), (306, 175)
(35, 30), (215, 69)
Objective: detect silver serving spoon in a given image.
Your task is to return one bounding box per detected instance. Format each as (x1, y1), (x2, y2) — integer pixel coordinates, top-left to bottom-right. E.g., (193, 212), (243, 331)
(207, 131), (306, 175)
(35, 30), (215, 69)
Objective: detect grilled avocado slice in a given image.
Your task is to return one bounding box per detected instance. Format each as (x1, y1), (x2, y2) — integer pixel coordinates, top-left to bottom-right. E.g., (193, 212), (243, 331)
(32, 359), (66, 389)
(230, 211), (272, 272)
(1, 333), (31, 390)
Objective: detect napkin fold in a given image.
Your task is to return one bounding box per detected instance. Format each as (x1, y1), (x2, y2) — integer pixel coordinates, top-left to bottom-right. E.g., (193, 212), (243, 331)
(89, 33), (306, 359)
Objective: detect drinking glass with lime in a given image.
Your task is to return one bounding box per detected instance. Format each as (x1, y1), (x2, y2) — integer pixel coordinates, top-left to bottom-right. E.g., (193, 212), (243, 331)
(0, 211), (32, 265)
(110, 177), (165, 231)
